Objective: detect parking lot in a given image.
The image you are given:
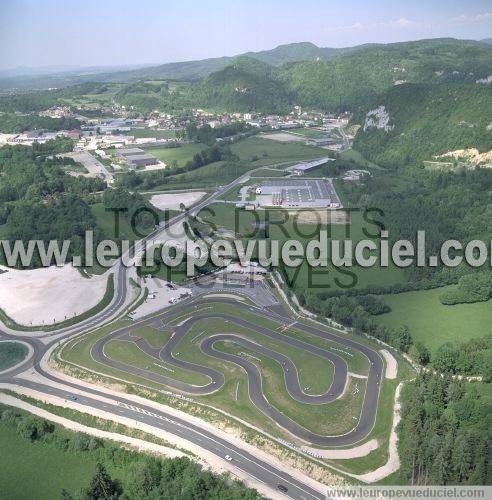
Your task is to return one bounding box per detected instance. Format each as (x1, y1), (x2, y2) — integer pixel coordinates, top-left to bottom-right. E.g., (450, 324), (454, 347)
(256, 179), (341, 208)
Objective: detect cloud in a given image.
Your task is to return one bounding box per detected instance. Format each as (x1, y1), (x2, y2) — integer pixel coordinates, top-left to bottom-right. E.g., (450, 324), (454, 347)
(337, 18), (425, 32)
(391, 18), (416, 28)
(451, 12), (492, 23)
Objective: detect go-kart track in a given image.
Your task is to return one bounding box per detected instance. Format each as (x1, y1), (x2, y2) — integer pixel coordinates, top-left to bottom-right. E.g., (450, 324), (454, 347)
(91, 295), (384, 447)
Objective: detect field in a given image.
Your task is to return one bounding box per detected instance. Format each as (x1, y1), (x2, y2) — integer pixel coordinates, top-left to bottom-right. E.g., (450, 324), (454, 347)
(146, 143), (205, 166)
(0, 424), (102, 499)
(375, 287), (492, 353)
(58, 83), (124, 110)
(250, 168), (289, 177)
(91, 203), (158, 242)
(0, 342), (28, 371)
(230, 137), (328, 167)
(289, 128), (328, 138)
(140, 137), (330, 191)
(338, 149), (384, 171)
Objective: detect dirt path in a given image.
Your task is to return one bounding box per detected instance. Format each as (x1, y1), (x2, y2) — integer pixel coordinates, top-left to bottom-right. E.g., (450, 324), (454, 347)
(380, 349), (397, 379)
(355, 382), (403, 483)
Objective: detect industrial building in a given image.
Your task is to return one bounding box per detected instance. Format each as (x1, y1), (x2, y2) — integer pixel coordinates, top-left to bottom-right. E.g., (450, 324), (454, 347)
(253, 179), (341, 208)
(116, 147), (159, 169)
(305, 137), (334, 147)
(126, 154), (158, 169)
(116, 147), (146, 158)
(290, 157), (333, 176)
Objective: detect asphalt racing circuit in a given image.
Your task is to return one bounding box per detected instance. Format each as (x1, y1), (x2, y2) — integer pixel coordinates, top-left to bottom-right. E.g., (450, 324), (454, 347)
(90, 295), (384, 447)
(0, 168), (388, 499)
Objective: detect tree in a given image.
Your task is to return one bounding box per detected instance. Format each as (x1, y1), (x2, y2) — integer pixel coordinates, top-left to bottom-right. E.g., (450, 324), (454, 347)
(391, 325), (412, 352)
(410, 341), (430, 365)
(16, 416), (53, 441)
(452, 433), (472, 482)
(433, 343), (458, 373)
(125, 458), (161, 498)
(84, 463), (121, 500)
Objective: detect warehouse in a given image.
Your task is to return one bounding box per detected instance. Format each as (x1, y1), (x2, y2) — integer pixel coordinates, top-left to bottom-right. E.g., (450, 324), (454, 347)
(253, 178), (341, 208)
(116, 147), (146, 158)
(127, 153), (159, 169)
(305, 137), (334, 146)
(290, 157), (333, 176)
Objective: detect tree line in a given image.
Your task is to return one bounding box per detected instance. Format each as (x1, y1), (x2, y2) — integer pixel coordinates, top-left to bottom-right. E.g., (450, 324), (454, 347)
(0, 113), (80, 133)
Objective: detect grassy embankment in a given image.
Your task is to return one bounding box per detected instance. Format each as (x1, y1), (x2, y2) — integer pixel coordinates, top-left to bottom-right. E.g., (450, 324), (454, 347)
(0, 342), (28, 371)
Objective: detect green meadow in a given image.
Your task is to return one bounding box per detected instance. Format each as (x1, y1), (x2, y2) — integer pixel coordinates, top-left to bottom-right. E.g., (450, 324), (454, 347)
(375, 287), (492, 353)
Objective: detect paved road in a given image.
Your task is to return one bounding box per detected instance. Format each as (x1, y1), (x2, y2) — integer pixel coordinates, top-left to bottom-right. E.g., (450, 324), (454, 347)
(3, 373), (325, 500)
(0, 308), (327, 500)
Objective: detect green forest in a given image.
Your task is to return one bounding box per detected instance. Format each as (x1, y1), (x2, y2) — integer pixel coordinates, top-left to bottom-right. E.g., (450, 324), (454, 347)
(398, 373), (490, 485)
(4, 39), (490, 116)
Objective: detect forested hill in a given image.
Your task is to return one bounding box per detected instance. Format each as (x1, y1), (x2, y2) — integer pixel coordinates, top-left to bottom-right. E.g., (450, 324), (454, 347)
(195, 56), (292, 113)
(352, 83), (492, 168)
(119, 38), (492, 113)
(0, 40), (358, 90)
(279, 38), (492, 110)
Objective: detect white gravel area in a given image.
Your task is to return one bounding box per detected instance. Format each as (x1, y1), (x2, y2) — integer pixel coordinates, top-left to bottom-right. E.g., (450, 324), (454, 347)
(380, 349), (398, 379)
(130, 277), (191, 320)
(0, 264), (109, 326)
(302, 439), (378, 459)
(149, 192), (206, 211)
(356, 382), (403, 483)
(260, 132), (305, 142)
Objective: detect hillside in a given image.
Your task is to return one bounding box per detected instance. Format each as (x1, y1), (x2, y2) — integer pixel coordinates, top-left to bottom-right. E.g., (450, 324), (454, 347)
(89, 38), (492, 89)
(110, 38), (492, 115)
(194, 56), (291, 113)
(352, 83), (492, 168)
(280, 38), (492, 110)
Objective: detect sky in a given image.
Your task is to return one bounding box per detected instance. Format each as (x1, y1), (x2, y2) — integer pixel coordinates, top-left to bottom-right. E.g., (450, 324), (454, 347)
(1, 0), (491, 70)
